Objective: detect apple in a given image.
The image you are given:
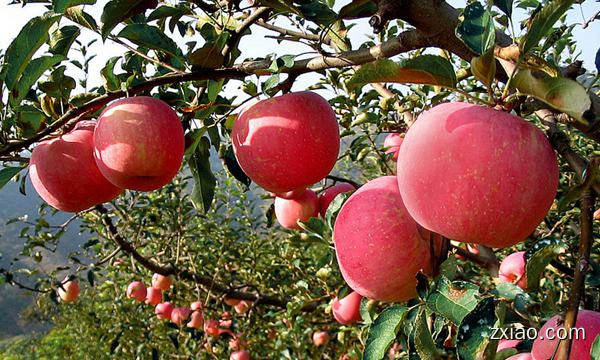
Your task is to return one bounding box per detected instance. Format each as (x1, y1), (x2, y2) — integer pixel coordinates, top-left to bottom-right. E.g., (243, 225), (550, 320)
(383, 133), (404, 160)
(234, 300), (252, 315)
(187, 310), (204, 329)
(506, 354), (532, 360)
(220, 312), (233, 328)
(231, 91), (340, 195)
(151, 273), (172, 291)
(532, 310), (600, 360)
(318, 183), (356, 217)
(274, 189), (319, 229)
(145, 287), (162, 306)
(155, 302), (173, 320)
(497, 339), (522, 352)
(126, 281), (147, 302)
(230, 350), (251, 360)
(396, 102), (559, 248)
(332, 291), (363, 325)
(57, 277), (80, 303)
(312, 331), (329, 347)
(224, 297), (241, 306)
(29, 121), (122, 212)
(594, 209), (600, 220)
(333, 176), (433, 302)
(93, 96), (185, 191)
(229, 333), (247, 351)
(498, 251), (527, 290)
(190, 301), (203, 312)
(204, 319), (220, 337)
(171, 307), (191, 326)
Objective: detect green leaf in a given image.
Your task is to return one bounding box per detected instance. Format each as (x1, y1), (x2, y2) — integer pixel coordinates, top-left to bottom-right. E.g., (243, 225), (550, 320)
(87, 269), (95, 287)
(101, 57), (121, 92)
(188, 137), (216, 213)
(10, 55), (65, 107)
(39, 66), (76, 99)
(188, 33), (229, 69)
(338, 0), (377, 20)
(2, 13), (61, 90)
(456, 297), (497, 360)
(360, 297), (373, 325)
(52, 0), (95, 13)
(147, 5), (191, 22)
(493, 0), (513, 17)
(456, 2), (496, 55)
(439, 256), (458, 281)
(16, 105), (47, 137)
(557, 183), (587, 213)
(470, 47), (496, 88)
(591, 335), (600, 359)
(207, 79), (223, 103)
(117, 24), (181, 58)
(525, 238), (567, 291)
(219, 145), (251, 187)
(347, 56), (457, 92)
(325, 192), (349, 231)
(100, 0), (159, 39)
(494, 282), (529, 300)
(49, 25), (81, 56)
(65, 7), (98, 31)
(521, 0), (574, 54)
(426, 276), (480, 325)
(263, 74), (280, 92)
(414, 307), (439, 360)
(363, 305), (409, 360)
(0, 167), (24, 191)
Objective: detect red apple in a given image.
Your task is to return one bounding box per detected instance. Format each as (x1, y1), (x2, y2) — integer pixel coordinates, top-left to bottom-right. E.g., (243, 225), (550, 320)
(190, 301), (203, 312)
(497, 339), (522, 352)
(318, 183), (356, 217)
(232, 91), (340, 195)
(230, 350), (251, 360)
(532, 310), (600, 360)
(151, 273), (172, 291)
(204, 319), (220, 337)
(506, 354), (532, 360)
(171, 307), (191, 326)
(220, 312), (233, 328)
(155, 302), (173, 320)
(333, 176), (433, 302)
(234, 300), (252, 315)
(224, 297), (241, 306)
(594, 209), (600, 220)
(274, 189), (319, 229)
(29, 121), (122, 212)
(57, 277), (80, 303)
(312, 331), (329, 347)
(332, 291), (363, 325)
(498, 251), (527, 290)
(187, 310), (204, 329)
(383, 133), (404, 160)
(93, 96), (185, 191)
(126, 281), (147, 302)
(396, 102), (559, 248)
(145, 287), (162, 306)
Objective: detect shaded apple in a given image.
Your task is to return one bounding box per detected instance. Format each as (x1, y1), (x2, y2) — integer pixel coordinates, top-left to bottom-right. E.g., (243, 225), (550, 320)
(274, 189), (319, 229)
(58, 277), (80, 303)
(332, 291), (363, 325)
(155, 302), (173, 320)
(230, 350), (251, 360)
(126, 281), (147, 302)
(312, 331), (329, 347)
(187, 310), (204, 329)
(318, 183), (356, 217)
(171, 307), (191, 326)
(204, 319), (220, 337)
(498, 251), (527, 290)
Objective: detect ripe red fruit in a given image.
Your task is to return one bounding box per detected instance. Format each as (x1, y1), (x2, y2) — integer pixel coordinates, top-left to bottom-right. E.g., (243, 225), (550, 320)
(383, 133), (404, 160)
(171, 307), (191, 326)
(204, 319), (220, 337)
(532, 310), (600, 360)
(93, 96), (185, 191)
(220, 312), (233, 328)
(234, 300), (252, 315)
(187, 310), (204, 329)
(230, 350), (251, 360)
(126, 281), (147, 302)
(190, 301), (203, 312)
(151, 274), (172, 291)
(505, 353), (532, 360)
(332, 291), (363, 325)
(318, 183), (356, 217)
(224, 297), (241, 306)
(274, 189), (319, 229)
(232, 91), (340, 195)
(396, 102), (559, 248)
(57, 277), (80, 303)
(145, 287), (163, 306)
(312, 331), (329, 347)
(497, 339), (522, 352)
(333, 176), (432, 302)
(29, 121), (122, 212)
(155, 302), (173, 320)
(594, 209), (600, 220)
(498, 251), (527, 290)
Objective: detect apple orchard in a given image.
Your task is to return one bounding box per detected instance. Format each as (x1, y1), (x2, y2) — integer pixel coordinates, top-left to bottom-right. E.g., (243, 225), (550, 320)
(0, 0), (599, 359)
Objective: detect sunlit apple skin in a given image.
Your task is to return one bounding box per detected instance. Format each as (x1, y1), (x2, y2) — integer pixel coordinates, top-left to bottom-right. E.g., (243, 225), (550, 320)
(532, 310), (600, 360)
(498, 251), (527, 290)
(29, 121), (122, 212)
(230, 350), (251, 360)
(383, 133), (404, 160)
(397, 102), (559, 248)
(318, 183), (356, 217)
(232, 91), (340, 194)
(505, 354), (532, 360)
(332, 291), (363, 325)
(187, 310), (204, 329)
(171, 307), (191, 326)
(274, 189), (319, 229)
(94, 96), (185, 191)
(312, 331), (329, 347)
(333, 176), (432, 302)
(126, 281), (147, 302)
(151, 274), (172, 291)
(58, 278), (80, 303)
(155, 302), (173, 320)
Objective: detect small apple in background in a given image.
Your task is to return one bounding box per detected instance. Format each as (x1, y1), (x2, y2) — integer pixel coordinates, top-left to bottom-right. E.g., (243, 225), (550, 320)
(190, 301), (203, 312)
(234, 300), (252, 314)
(230, 350), (251, 360)
(204, 319), (220, 337)
(312, 331), (329, 347)
(145, 287), (162, 306)
(126, 281), (147, 302)
(383, 133), (404, 160)
(224, 297), (241, 306)
(220, 312), (233, 328)
(171, 307), (191, 326)
(231, 91), (340, 195)
(506, 354), (532, 360)
(151, 274), (172, 291)
(594, 208), (600, 220)
(57, 277), (80, 303)
(498, 251), (527, 290)
(274, 189), (319, 229)
(332, 291), (363, 325)
(388, 342), (402, 359)
(93, 96), (185, 191)
(497, 339), (522, 352)
(318, 183), (356, 217)
(29, 121), (122, 212)
(155, 302), (173, 320)
(187, 310), (204, 329)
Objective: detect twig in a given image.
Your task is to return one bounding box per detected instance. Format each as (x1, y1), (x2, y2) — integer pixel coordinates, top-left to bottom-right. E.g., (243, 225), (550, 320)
(325, 175), (361, 189)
